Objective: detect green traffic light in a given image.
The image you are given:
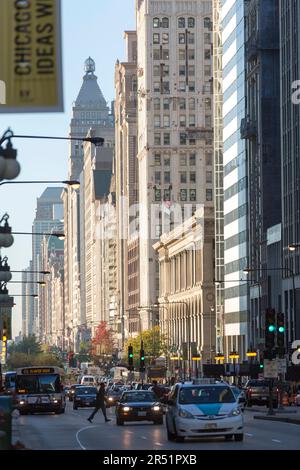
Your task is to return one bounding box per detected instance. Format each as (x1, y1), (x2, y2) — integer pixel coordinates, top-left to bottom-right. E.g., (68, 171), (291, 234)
(268, 325), (276, 332)
(259, 364), (264, 369)
(141, 356), (145, 361)
(278, 326), (285, 333)
(129, 353), (133, 358)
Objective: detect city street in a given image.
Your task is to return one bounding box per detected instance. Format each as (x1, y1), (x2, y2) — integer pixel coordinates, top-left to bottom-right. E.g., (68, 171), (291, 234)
(12, 402), (300, 450)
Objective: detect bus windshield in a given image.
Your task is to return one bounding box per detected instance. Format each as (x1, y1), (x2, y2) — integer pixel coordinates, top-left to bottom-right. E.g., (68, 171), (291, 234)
(16, 374), (61, 394)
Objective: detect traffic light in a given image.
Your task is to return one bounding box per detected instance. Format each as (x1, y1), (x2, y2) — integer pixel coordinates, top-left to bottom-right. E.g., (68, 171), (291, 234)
(128, 345), (134, 371)
(140, 347), (145, 372)
(265, 308), (276, 356)
(277, 312), (285, 357)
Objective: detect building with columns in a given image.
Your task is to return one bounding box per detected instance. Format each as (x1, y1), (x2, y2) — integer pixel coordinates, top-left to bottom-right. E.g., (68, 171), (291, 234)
(136, 0), (214, 331)
(154, 206), (215, 370)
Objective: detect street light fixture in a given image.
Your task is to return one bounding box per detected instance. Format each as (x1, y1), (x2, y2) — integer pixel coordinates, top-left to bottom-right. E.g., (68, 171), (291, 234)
(0, 128), (104, 147)
(11, 231), (65, 241)
(0, 179), (80, 189)
(288, 243), (300, 252)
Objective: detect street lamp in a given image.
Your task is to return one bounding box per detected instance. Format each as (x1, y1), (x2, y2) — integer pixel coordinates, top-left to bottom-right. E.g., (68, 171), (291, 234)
(288, 243), (300, 252)
(10, 231), (65, 240)
(0, 179), (80, 189)
(8, 281), (46, 287)
(0, 128), (104, 147)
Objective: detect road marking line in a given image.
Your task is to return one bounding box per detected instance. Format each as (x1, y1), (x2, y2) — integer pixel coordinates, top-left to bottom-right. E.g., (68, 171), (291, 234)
(75, 425), (96, 450)
(272, 439), (281, 443)
(245, 433), (253, 437)
(155, 442), (163, 446)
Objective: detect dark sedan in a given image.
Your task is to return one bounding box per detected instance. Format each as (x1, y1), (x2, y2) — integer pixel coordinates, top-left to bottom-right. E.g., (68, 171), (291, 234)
(106, 388), (123, 408)
(73, 386), (97, 409)
(115, 390), (164, 425)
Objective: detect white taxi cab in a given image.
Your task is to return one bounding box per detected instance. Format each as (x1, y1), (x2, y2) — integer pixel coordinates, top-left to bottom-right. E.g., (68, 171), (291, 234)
(166, 380), (244, 442)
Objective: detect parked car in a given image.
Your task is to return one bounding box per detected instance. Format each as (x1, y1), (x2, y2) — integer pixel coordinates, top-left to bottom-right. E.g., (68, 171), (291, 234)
(73, 386), (97, 410)
(115, 390), (164, 425)
(244, 379), (278, 407)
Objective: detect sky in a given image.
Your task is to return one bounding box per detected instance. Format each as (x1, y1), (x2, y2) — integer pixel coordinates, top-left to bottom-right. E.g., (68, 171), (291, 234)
(0, 0), (135, 337)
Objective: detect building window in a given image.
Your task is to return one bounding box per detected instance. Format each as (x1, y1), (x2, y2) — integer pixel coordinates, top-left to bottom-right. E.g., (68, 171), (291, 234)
(163, 98), (170, 110)
(205, 97), (211, 110)
(155, 189), (161, 201)
(189, 137), (196, 145)
(206, 189), (213, 201)
(188, 17), (195, 28)
(164, 189), (171, 201)
(162, 33), (169, 44)
(179, 33), (185, 44)
(154, 133), (161, 145)
(204, 17), (211, 29)
(189, 115), (196, 127)
(180, 133), (187, 145)
(179, 115), (186, 127)
(179, 65), (186, 76)
(205, 115), (212, 127)
(190, 172), (196, 183)
(188, 82), (195, 92)
(189, 98), (195, 110)
(180, 154), (187, 166)
(204, 33), (211, 44)
(154, 152), (161, 165)
(188, 33), (195, 44)
(153, 49), (160, 60)
(164, 154), (170, 166)
(162, 49), (169, 60)
(154, 115), (161, 128)
(179, 49), (186, 60)
(153, 65), (160, 76)
(162, 17), (169, 28)
(178, 17), (185, 28)
(153, 17), (160, 28)
(205, 65), (211, 76)
(154, 98), (161, 110)
(188, 49), (195, 60)
(188, 65), (195, 76)
(180, 189), (187, 201)
(189, 153), (196, 166)
(163, 65), (169, 77)
(180, 172), (187, 183)
(206, 171), (213, 183)
(164, 133), (170, 145)
(154, 81), (160, 92)
(153, 33), (160, 44)
(205, 152), (212, 166)
(164, 171), (170, 183)
(179, 81), (186, 92)
(179, 98), (186, 110)
(162, 81), (170, 93)
(155, 171), (161, 184)
(163, 115), (170, 127)
(204, 49), (211, 60)
(190, 189), (196, 201)
(155, 225), (161, 237)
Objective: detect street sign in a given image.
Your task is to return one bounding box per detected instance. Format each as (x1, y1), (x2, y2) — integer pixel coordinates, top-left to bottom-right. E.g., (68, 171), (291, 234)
(263, 359), (278, 378)
(277, 358), (287, 375)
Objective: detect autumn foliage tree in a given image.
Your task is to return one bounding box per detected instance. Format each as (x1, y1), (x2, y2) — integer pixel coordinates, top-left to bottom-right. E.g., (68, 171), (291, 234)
(91, 322), (115, 361)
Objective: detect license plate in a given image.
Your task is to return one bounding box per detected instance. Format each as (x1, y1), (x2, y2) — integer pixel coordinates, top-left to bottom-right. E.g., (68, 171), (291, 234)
(204, 423), (217, 430)
(41, 397), (50, 403)
(138, 411), (147, 416)
(28, 397), (37, 404)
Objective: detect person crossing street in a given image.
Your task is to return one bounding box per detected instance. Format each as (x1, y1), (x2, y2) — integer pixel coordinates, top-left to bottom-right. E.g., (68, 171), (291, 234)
(87, 382), (111, 423)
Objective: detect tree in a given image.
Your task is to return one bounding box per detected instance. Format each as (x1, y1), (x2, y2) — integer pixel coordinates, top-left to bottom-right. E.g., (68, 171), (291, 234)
(8, 335), (42, 356)
(7, 352), (62, 370)
(123, 326), (168, 367)
(91, 322), (115, 363)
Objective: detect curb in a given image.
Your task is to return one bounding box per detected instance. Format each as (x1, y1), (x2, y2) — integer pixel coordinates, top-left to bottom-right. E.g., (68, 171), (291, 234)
(253, 415), (300, 425)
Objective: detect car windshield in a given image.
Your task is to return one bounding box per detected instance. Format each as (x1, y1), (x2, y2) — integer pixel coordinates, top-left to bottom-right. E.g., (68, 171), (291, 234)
(247, 380), (269, 387)
(178, 386), (235, 404)
(121, 392), (157, 403)
(231, 387), (241, 398)
(16, 374), (61, 394)
(76, 387), (97, 394)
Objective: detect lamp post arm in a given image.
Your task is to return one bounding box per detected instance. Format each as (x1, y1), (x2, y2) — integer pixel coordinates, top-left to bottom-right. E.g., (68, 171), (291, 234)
(0, 130), (104, 147)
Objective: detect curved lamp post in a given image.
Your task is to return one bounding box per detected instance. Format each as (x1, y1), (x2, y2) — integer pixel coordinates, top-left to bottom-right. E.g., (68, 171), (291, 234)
(0, 179), (80, 188)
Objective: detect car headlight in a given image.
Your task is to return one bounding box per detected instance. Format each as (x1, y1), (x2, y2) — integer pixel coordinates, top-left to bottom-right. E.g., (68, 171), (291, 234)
(178, 409), (195, 419)
(19, 400), (25, 405)
(152, 405), (161, 412)
(122, 406), (131, 412)
(108, 397), (114, 401)
(228, 408), (241, 417)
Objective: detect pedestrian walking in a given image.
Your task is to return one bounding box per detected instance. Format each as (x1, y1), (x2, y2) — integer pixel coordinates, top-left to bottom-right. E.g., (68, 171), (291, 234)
(87, 382), (111, 423)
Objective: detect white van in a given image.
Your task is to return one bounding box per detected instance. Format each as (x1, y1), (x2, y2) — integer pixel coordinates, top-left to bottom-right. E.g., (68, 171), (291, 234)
(80, 375), (97, 386)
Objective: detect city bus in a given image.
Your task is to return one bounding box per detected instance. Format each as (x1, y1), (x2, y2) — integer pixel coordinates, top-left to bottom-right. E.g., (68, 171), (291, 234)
(15, 366), (66, 415)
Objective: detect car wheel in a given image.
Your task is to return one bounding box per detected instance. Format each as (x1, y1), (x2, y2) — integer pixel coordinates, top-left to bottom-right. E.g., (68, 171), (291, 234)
(173, 423), (184, 442)
(234, 434), (244, 442)
(116, 417), (124, 426)
(225, 434), (233, 441)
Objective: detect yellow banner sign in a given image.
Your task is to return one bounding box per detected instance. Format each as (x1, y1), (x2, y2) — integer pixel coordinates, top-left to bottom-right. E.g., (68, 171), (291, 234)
(0, 0), (63, 112)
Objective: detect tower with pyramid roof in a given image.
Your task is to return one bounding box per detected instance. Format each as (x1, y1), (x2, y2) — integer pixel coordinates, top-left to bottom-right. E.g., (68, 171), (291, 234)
(68, 57), (114, 180)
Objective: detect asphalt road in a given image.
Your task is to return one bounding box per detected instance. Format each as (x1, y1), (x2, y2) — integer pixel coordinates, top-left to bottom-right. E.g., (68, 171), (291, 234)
(12, 402), (300, 450)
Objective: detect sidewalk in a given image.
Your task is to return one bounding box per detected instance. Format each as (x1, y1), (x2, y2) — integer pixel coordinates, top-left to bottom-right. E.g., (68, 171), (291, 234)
(252, 407), (300, 425)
